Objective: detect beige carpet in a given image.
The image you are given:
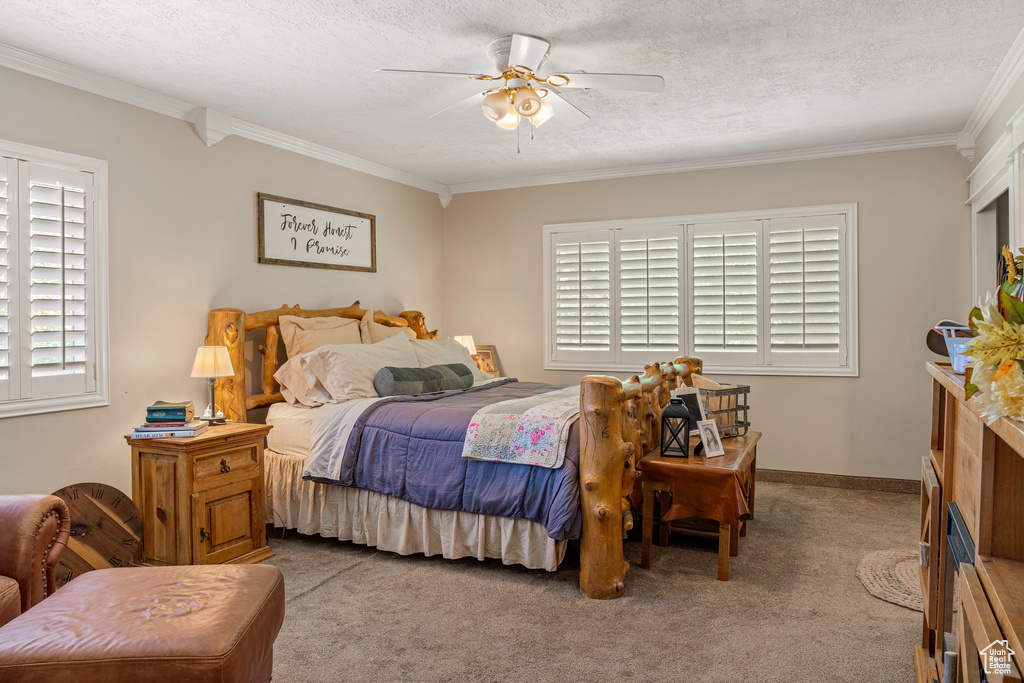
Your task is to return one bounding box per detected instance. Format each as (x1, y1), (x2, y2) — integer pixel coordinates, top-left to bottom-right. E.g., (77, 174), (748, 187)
(264, 481), (918, 682)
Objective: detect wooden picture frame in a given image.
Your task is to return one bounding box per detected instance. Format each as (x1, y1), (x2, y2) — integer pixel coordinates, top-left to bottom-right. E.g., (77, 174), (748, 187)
(257, 192), (376, 272)
(474, 345), (500, 376)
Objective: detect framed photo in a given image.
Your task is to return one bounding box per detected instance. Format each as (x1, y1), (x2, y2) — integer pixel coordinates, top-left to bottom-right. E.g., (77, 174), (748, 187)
(671, 386), (706, 424)
(697, 419), (725, 457)
(257, 192), (376, 272)
(473, 345), (500, 376)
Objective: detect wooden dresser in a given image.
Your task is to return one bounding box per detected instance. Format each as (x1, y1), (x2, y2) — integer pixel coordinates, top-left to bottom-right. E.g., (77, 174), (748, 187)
(127, 422), (274, 566)
(917, 363), (1024, 682)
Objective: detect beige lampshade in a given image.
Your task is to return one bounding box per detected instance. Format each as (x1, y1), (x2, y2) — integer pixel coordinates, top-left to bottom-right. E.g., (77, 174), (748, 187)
(190, 346), (234, 378)
(453, 335), (477, 356)
(481, 91), (511, 122)
(495, 109), (521, 130)
(530, 99), (554, 127)
(514, 87), (543, 117)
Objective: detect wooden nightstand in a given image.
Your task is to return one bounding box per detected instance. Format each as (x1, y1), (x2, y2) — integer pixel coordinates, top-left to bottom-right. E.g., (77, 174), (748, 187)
(126, 422), (274, 566)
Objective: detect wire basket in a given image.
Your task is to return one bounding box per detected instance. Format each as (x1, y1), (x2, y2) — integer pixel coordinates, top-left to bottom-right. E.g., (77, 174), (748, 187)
(698, 385), (750, 438)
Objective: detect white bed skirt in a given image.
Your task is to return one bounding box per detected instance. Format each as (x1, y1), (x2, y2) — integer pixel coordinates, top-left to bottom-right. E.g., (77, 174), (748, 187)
(264, 448), (567, 571)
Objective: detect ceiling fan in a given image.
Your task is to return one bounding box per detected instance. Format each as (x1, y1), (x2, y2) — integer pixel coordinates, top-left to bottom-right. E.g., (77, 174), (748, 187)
(376, 33), (665, 130)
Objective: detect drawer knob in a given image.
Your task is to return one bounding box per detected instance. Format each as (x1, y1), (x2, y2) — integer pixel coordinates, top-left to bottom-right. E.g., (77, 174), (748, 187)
(220, 459), (231, 473)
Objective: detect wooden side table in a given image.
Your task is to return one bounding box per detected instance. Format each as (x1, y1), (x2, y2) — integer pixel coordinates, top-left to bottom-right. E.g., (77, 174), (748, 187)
(126, 422), (274, 566)
(639, 431), (760, 581)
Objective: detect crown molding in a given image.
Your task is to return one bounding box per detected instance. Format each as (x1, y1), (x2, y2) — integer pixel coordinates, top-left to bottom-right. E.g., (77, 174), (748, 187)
(0, 43), (447, 200)
(960, 26), (1024, 144)
(447, 133), (959, 194)
(231, 121), (446, 195)
(0, 43), (197, 120)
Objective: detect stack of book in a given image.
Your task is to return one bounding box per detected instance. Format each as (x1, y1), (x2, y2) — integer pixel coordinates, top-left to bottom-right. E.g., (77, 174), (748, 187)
(131, 401), (207, 439)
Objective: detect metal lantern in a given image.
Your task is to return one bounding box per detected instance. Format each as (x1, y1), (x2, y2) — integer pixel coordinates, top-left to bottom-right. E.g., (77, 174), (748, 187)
(660, 397), (692, 457)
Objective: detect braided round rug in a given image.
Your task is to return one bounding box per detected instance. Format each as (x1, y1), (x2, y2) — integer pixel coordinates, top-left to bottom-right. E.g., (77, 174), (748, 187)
(856, 549), (924, 611)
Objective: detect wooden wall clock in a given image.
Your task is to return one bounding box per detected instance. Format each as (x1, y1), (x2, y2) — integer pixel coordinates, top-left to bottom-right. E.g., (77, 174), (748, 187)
(51, 482), (143, 588)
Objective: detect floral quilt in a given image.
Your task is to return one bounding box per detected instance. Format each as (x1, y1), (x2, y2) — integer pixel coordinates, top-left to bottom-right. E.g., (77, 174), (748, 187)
(460, 386), (580, 468)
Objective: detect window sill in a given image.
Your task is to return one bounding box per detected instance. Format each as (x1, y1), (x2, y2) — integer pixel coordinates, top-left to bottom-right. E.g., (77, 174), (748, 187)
(0, 392), (110, 419)
(544, 360), (858, 378)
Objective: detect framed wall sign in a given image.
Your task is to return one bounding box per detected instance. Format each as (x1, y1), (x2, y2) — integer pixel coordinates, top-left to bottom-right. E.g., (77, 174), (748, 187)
(257, 192), (376, 272)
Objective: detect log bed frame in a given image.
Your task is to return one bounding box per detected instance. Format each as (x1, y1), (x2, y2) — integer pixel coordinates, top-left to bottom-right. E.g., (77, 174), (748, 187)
(206, 302), (702, 599)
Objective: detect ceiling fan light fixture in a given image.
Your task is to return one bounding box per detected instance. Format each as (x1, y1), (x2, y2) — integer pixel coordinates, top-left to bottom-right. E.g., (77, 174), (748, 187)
(481, 91), (511, 121)
(495, 109), (521, 130)
(530, 99), (554, 127)
(514, 87), (543, 117)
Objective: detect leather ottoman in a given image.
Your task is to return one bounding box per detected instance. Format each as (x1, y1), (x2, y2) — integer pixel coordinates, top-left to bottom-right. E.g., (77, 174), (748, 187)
(0, 564), (284, 683)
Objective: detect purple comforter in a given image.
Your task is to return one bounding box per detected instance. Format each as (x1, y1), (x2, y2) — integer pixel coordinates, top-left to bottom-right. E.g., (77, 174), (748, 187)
(302, 380), (582, 541)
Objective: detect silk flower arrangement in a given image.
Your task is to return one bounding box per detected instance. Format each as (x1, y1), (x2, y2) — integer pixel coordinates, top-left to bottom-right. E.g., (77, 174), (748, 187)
(964, 246), (1024, 422)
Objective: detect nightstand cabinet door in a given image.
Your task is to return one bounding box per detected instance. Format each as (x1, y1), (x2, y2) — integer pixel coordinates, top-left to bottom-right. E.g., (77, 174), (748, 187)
(192, 476), (260, 564)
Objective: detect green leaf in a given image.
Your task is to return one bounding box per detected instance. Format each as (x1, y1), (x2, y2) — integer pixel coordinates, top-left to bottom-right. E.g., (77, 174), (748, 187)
(969, 306), (983, 336)
(1002, 289), (1024, 325)
(965, 381), (979, 399)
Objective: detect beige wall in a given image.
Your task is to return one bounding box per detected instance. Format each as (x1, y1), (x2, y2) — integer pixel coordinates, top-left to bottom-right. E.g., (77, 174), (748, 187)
(0, 67), (445, 495)
(443, 147), (973, 480)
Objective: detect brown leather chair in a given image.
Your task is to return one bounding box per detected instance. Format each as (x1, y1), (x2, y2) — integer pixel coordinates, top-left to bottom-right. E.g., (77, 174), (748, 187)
(0, 495), (71, 628)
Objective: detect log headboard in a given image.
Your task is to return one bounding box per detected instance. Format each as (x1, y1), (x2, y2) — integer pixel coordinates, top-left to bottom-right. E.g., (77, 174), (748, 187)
(205, 301), (438, 422)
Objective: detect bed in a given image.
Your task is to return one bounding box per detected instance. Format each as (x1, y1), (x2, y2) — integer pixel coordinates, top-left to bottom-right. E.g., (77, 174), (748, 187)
(206, 302), (701, 599)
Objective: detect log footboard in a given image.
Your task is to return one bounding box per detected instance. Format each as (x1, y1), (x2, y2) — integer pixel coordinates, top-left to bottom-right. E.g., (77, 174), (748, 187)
(578, 357), (702, 599)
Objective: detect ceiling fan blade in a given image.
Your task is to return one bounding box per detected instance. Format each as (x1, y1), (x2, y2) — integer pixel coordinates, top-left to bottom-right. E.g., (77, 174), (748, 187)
(375, 68), (489, 79)
(429, 91), (486, 119)
(557, 72), (665, 92)
(543, 90), (590, 127)
(507, 33), (550, 72)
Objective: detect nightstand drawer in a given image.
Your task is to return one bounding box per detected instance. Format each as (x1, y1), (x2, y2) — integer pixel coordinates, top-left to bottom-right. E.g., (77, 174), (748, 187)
(193, 444), (259, 484)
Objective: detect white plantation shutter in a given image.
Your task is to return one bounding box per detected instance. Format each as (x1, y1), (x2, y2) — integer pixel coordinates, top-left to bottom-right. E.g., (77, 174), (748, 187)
(689, 221), (760, 366)
(0, 160), (12, 397)
(619, 230), (680, 360)
(551, 230), (613, 362)
(767, 215), (846, 367)
(0, 145), (107, 417)
(19, 162), (94, 397)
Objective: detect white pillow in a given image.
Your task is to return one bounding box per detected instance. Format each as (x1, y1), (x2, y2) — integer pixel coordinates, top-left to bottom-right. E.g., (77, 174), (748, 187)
(359, 309), (417, 344)
(274, 332), (418, 405)
(409, 338), (490, 383)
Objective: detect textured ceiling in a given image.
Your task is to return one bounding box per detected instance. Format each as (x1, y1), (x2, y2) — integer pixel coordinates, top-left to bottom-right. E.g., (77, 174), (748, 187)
(1, 1), (1023, 186)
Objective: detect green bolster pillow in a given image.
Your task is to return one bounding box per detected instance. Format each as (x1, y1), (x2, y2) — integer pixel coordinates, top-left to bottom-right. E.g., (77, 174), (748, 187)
(373, 363), (474, 396)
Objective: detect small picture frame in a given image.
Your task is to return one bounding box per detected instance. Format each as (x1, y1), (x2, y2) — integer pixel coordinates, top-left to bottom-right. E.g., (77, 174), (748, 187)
(671, 386), (706, 431)
(473, 345), (500, 377)
(697, 419), (726, 457)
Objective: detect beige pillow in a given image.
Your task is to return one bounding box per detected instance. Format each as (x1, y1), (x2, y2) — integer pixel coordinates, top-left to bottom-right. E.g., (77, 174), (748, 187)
(359, 310), (417, 344)
(409, 338), (490, 383)
(279, 315), (361, 358)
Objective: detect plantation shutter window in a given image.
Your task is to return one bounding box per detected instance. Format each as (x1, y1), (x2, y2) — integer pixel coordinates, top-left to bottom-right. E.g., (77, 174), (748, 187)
(688, 220), (760, 367)
(551, 229), (613, 363)
(0, 142), (109, 418)
(618, 228), (681, 362)
(767, 215), (846, 367)
(544, 204), (856, 376)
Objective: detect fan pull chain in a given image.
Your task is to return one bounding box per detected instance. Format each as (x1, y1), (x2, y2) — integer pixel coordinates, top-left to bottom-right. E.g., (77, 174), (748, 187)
(517, 124), (521, 154)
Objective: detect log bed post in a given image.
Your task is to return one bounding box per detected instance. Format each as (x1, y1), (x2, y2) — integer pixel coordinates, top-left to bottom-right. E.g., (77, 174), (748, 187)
(578, 356), (702, 599)
(206, 307), (247, 422)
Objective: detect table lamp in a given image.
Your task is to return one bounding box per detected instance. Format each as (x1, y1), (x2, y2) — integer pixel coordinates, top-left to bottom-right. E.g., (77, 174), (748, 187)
(191, 346), (233, 425)
(453, 335), (477, 355)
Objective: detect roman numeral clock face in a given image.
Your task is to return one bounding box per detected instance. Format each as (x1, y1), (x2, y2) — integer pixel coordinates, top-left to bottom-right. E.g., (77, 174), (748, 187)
(51, 482), (143, 588)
